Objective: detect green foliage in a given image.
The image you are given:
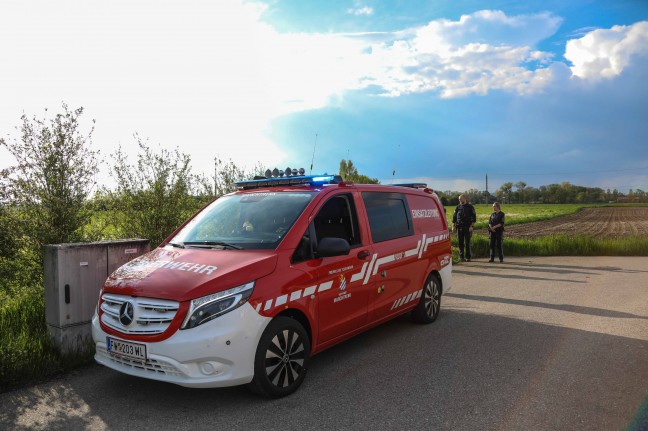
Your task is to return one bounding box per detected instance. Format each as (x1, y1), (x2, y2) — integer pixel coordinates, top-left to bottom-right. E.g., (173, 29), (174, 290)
(339, 159), (379, 184)
(0, 202), (17, 259)
(0, 286), (94, 391)
(0, 104), (98, 251)
(197, 157), (262, 199)
(471, 203), (587, 229)
(108, 136), (203, 248)
(495, 181), (608, 204)
(441, 181), (644, 205)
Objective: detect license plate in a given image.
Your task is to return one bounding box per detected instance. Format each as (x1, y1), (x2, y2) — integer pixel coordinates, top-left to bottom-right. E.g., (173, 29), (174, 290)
(106, 337), (147, 361)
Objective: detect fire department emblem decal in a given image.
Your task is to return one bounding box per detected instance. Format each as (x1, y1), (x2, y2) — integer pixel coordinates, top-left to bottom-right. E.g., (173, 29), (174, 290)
(334, 275), (351, 303)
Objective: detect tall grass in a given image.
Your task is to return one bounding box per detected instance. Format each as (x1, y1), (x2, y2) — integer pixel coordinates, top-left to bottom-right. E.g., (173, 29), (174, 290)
(453, 234), (648, 261)
(0, 291), (58, 389)
(0, 288), (94, 391)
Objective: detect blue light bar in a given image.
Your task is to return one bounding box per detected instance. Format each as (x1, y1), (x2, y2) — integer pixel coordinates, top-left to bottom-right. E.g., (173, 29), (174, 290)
(235, 174), (342, 190)
(311, 175), (335, 183)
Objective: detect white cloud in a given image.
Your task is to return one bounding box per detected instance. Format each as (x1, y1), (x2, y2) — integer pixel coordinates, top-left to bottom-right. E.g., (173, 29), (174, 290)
(565, 21), (648, 80)
(347, 10), (563, 98)
(2, 1), (645, 188)
(423, 10), (562, 48)
(347, 6), (373, 16)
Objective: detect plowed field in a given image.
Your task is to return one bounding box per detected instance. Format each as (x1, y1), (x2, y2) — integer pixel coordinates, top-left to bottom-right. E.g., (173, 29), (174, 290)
(497, 207), (648, 239)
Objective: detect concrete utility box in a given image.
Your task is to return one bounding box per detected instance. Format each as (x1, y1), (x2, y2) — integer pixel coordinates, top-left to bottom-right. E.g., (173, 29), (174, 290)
(44, 239), (150, 353)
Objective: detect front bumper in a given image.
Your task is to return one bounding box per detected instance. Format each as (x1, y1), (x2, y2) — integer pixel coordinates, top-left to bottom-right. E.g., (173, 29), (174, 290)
(92, 302), (270, 388)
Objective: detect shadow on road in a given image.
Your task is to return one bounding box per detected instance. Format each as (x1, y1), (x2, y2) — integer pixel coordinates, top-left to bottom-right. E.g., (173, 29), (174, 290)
(2, 309), (647, 431)
(445, 292), (648, 320)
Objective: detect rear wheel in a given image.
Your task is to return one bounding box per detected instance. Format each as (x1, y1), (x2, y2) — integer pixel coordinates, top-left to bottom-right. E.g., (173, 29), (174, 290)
(412, 273), (441, 323)
(248, 317), (310, 398)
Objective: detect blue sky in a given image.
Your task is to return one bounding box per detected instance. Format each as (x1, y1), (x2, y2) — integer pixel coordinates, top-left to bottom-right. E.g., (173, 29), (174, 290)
(1, 0), (647, 193)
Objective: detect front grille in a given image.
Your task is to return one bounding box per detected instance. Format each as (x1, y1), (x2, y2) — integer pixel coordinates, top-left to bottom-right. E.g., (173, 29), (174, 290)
(101, 293), (179, 334)
(96, 345), (183, 377)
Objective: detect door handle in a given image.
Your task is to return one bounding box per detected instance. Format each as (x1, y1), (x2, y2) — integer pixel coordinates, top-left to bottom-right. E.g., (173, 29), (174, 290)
(357, 251), (370, 259)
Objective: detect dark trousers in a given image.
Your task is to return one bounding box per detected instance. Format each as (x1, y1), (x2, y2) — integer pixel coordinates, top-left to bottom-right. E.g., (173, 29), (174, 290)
(457, 227), (472, 259)
(489, 231), (504, 261)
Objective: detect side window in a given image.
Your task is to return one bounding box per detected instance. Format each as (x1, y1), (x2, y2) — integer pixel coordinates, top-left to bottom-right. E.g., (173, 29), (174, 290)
(313, 194), (361, 246)
(362, 192), (413, 243)
(292, 194), (360, 264)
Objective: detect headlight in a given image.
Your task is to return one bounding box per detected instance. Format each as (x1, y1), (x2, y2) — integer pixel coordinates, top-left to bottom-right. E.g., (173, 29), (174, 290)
(181, 281), (255, 330)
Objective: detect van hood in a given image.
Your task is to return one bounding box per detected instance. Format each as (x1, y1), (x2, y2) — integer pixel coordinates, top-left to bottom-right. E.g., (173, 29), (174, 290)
(104, 246), (278, 302)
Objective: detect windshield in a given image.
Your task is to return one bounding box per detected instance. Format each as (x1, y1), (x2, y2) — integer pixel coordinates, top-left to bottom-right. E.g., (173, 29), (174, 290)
(170, 191), (315, 250)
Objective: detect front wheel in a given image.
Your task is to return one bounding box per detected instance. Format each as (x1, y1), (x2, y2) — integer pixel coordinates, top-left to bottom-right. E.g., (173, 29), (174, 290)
(411, 273), (441, 323)
(248, 316), (311, 398)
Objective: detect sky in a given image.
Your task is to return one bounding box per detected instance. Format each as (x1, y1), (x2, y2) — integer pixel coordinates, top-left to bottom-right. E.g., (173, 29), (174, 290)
(1, 0), (647, 194)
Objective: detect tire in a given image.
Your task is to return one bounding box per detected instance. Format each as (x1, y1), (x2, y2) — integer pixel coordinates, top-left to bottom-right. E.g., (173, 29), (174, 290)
(248, 316), (311, 398)
(411, 273), (441, 324)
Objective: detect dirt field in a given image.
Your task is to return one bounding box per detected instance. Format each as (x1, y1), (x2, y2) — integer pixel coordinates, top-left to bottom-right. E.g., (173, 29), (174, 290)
(494, 207), (648, 239)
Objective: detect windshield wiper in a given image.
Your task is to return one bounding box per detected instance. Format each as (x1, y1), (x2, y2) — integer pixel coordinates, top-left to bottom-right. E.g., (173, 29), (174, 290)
(168, 242), (185, 248)
(182, 241), (243, 250)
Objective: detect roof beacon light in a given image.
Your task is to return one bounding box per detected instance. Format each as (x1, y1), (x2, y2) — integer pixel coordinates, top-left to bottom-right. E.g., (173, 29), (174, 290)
(235, 168), (343, 190)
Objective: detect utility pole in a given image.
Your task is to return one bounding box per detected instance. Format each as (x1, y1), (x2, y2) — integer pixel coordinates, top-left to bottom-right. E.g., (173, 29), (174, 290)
(484, 173), (489, 204)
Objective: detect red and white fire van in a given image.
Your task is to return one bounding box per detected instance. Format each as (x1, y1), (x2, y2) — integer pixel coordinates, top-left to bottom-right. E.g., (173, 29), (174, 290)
(92, 170), (452, 397)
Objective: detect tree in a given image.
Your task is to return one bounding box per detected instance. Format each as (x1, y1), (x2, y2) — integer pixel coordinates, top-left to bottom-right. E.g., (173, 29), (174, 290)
(496, 182), (513, 203)
(109, 136), (200, 248)
(0, 104), (98, 251)
(464, 188), (482, 204)
(515, 181), (527, 203)
(197, 157), (263, 200)
(339, 159), (379, 184)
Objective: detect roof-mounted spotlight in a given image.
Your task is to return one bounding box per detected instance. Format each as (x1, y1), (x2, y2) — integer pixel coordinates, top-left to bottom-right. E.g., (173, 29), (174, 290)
(285, 166), (292, 177)
(298, 168), (305, 176)
(264, 169), (272, 179)
(272, 168), (279, 178)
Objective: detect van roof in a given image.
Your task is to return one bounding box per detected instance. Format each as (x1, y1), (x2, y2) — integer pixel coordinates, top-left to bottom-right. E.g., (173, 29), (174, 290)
(235, 174), (433, 193)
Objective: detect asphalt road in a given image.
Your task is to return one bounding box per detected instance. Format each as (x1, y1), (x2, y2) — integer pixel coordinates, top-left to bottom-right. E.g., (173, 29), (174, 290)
(1, 256), (647, 431)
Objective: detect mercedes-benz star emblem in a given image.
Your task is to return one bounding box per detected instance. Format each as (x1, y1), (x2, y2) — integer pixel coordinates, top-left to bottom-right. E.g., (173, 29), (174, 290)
(119, 302), (135, 326)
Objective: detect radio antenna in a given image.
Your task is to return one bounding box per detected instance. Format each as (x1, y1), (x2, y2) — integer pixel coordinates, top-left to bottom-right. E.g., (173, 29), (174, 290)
(309, 133), (318, 174)
(391, 143), (400, 184)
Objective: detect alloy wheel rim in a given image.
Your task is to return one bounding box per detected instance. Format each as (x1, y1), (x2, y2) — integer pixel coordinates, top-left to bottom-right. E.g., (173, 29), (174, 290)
(424, 280), (440, 318)
(264, 328), (306, 388)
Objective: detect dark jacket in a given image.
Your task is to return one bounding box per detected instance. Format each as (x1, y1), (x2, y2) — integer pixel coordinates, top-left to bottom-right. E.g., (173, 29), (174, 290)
(452, 203), (476, 228)
(488, 211), (505, 233)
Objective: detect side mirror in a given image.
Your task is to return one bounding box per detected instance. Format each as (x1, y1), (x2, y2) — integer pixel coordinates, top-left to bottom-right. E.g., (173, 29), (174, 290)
(316, 237), (350, 258)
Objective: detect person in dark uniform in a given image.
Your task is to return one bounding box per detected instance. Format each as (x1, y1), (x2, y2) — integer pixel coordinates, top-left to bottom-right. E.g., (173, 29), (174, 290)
(452, 194), (476, 262)
(488, 202), (505, 262)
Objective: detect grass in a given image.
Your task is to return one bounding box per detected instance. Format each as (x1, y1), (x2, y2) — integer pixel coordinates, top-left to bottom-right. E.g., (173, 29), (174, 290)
(0, 288), (94, 392)
(469, 203), (587, 229)
(453, 234), (648, 261)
